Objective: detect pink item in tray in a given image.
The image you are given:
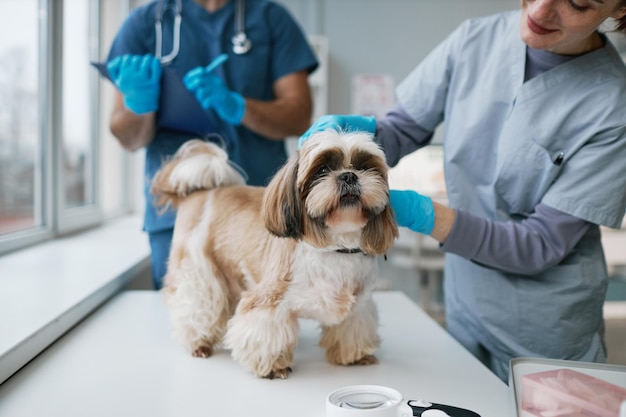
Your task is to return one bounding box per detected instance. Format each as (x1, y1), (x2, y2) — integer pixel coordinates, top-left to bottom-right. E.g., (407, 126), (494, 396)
(522, 368), (626, 417)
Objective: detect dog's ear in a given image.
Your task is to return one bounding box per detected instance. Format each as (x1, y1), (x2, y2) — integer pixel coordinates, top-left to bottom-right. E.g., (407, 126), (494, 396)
(361, 203), (399, 255)
(262, 154), (303, 238)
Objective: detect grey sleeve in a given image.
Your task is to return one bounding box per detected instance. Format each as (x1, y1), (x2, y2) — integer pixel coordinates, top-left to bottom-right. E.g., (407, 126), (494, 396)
(440, 203), (592, 275)
(375, 104), (434, 167)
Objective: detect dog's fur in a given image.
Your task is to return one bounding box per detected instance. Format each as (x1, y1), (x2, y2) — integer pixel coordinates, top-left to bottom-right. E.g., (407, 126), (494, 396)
(151, 130), (398, 379)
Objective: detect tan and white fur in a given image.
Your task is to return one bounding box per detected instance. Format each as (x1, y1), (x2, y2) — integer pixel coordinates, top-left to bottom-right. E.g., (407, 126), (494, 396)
(151, 130), (398, 379)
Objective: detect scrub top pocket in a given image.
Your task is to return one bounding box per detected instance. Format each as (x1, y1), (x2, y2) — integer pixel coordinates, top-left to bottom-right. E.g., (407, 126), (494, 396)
(494, 136), (561, 217)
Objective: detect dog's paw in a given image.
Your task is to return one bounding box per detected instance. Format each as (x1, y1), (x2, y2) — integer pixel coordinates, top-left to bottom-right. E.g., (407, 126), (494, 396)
(349, 354), (378, 366)
(192, 345), (213, 358)
(263, 367), (293, 380)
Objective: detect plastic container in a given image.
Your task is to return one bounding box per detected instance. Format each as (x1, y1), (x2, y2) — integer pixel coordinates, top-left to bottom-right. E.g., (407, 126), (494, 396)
(521, 368), (626, 417)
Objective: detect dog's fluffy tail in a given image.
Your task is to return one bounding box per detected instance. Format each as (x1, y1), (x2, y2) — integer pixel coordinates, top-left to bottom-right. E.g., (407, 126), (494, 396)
(151, 139), (246, 211)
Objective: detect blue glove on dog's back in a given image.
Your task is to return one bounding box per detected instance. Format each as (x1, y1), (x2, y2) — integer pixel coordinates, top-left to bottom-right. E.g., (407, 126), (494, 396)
(106, 54), (162, 115)
(389, 189), (435, 235)
(298, 114), (377, 148)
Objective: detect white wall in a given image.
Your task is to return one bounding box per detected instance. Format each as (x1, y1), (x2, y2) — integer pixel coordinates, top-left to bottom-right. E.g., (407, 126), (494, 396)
(278, 0), (518, 113)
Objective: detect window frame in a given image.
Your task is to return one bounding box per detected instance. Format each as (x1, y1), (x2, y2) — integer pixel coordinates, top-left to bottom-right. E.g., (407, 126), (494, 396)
(0, 0), (138, 256)
(55, 0), (103, 233)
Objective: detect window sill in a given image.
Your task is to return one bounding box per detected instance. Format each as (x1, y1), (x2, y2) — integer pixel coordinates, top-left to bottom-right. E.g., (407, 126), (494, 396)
(0, 216), (150, 384)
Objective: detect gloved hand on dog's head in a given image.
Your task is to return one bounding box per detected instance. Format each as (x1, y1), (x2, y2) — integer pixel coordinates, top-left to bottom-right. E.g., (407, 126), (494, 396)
(298, 114), (377, 148)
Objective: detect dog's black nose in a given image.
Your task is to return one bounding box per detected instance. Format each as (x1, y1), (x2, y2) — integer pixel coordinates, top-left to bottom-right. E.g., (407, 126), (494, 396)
(339, 172), (358, 185)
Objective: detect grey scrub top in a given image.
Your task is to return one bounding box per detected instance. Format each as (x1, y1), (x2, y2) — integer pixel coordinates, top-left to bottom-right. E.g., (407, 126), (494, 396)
(396, 10), (626, 362)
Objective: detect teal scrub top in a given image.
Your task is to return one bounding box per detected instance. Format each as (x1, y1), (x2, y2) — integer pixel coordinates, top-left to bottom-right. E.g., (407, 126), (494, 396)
(396, 10), (626, 362)
(107, 0), (318, 232)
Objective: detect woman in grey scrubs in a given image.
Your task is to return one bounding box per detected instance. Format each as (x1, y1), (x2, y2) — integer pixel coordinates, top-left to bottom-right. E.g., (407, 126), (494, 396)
(300, 0), (626, 382)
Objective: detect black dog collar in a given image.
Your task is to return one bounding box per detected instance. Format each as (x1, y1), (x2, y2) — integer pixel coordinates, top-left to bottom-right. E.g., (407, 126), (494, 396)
(335, 248), (363, 254)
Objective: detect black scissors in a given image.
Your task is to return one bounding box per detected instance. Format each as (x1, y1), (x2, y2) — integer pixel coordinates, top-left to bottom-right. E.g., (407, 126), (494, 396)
(406, 399), (481, 417)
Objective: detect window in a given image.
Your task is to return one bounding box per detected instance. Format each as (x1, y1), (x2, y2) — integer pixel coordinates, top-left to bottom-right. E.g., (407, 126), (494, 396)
(0, 0), (140, 255)
(63, 0), (96, 210)
(0, 0), (41, 238)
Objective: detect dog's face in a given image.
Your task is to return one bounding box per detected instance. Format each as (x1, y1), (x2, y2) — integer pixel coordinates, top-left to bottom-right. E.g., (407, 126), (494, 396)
(262, 130), (398, 255)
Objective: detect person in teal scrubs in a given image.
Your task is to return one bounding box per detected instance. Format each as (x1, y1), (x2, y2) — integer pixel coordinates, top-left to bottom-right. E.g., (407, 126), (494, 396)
(301, 1), (626, 382)
(105, 0), (318, 289)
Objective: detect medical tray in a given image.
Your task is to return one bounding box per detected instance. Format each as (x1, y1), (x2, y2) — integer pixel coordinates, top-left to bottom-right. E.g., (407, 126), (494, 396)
(509, 357), (626, 417)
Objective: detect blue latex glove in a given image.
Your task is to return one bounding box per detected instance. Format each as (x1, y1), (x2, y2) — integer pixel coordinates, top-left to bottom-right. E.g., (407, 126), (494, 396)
(183, 63), (245, 125)
(389, 189), (435, 235)
(298, 114), (377, 148)
(106, 54), (162, 115)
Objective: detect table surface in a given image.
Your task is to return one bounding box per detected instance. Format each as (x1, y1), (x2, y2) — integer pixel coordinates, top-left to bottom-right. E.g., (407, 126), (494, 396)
(0, 291), (510, 417)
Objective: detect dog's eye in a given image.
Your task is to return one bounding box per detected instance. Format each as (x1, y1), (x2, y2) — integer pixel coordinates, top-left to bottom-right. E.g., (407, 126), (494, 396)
(353, 163), (373, 172)
(316, 165), (330, 177)
(351, 151), (383, 173)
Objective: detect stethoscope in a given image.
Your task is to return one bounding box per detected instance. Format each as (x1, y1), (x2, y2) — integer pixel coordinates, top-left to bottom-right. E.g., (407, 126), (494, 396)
(155, 0), (252, 65)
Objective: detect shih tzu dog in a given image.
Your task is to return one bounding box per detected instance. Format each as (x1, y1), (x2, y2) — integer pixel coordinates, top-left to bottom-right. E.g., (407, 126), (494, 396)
(151, 130), (398, 379)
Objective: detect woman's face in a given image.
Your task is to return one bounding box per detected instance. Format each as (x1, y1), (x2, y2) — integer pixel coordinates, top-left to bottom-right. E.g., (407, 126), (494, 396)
(520, 0), (626, 54)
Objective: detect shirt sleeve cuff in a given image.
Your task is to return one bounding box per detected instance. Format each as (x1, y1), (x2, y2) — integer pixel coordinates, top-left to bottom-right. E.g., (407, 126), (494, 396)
(440, 208), (487, 260)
